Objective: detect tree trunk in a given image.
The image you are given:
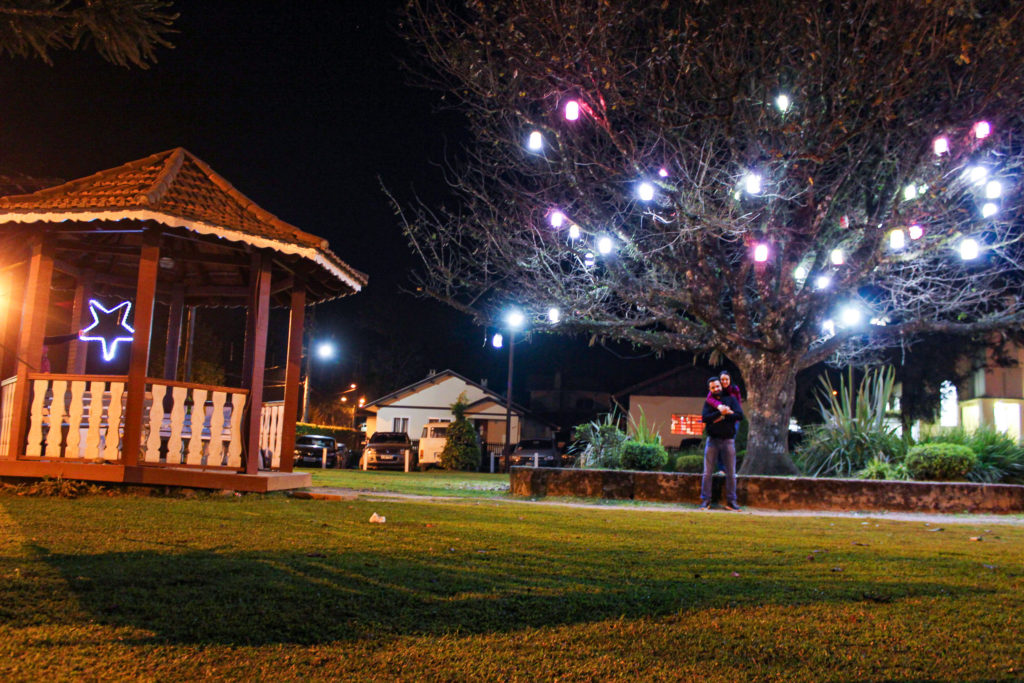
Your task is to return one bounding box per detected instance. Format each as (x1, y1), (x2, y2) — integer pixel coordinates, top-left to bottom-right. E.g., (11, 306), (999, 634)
(735, 356), (801, 476)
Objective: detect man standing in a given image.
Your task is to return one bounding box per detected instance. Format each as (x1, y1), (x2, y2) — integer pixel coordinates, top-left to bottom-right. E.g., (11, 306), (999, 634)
(700, 376), (743, 511)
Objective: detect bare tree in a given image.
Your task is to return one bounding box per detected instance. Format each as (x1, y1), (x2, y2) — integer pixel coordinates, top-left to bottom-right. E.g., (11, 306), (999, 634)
(0, 0), (176, 68)
(396, 0), (1024, 474)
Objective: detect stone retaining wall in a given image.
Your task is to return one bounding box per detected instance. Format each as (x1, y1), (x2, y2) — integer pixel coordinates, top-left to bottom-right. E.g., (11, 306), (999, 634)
(510, 467), (1024, 514)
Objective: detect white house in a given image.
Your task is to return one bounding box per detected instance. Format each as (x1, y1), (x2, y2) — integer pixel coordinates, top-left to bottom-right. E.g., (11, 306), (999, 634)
(363, 370), (553, 450)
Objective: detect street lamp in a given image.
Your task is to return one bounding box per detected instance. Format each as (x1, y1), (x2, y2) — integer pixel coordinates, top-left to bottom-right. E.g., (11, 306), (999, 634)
(500, 309), (525, 470)
(302, 339), (336, 423)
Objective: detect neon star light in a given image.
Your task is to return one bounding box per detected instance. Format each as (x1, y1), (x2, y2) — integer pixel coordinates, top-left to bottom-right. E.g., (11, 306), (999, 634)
(79, 299), (135, 362)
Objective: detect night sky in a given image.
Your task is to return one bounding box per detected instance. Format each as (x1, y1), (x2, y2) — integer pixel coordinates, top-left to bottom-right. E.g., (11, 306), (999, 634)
(0, 1), (691, 405)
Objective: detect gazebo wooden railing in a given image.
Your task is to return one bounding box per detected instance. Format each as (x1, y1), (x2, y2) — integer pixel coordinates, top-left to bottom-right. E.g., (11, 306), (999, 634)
(1, 373), (285, 469)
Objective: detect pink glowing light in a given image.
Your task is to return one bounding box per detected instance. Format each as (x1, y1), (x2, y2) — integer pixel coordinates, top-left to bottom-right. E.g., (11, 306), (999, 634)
(974, 121), (991, 139)
(753, 243), (769, 262)
(908, 224), (924, 240)
(564, 100), (580, 121)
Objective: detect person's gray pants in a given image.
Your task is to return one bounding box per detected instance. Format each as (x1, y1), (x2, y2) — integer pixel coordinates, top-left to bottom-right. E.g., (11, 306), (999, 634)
(701, 437), (737, 505)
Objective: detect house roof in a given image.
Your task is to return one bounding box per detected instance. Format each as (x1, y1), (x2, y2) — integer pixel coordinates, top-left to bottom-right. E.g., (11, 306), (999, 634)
(613, 364), (721, 401)
(0, 148), (367, 302)
(365, 369), (555, 427)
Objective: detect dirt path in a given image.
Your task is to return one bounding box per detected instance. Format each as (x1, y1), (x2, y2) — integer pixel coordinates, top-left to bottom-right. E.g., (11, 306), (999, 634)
(296, 487), (1024, 527)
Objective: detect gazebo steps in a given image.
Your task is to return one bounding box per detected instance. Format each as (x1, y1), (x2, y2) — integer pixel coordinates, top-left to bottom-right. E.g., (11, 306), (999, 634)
(0, 460), (311, 492)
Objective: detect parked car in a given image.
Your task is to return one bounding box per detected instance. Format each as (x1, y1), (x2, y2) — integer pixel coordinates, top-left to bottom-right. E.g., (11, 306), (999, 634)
(362, 431), (414, 470)
(294, 434), (346, 468)
(418, 419), (450, 470)
(506, 438), (560, 468)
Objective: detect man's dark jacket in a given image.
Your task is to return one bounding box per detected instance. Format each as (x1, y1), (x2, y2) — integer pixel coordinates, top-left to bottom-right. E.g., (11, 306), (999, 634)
(702, 393), (743, 439)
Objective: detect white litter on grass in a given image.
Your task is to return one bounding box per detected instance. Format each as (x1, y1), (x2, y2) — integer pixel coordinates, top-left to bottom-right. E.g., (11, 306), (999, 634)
(369, 513), (386, 524)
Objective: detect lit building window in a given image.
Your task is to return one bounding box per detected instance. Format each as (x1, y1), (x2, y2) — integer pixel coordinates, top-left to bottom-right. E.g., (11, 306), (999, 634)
(671, 414), (704, 436)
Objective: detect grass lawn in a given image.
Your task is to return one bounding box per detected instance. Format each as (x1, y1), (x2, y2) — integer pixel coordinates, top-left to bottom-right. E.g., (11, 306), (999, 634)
(303, 468), (511, 498)
(1, 491), (1022, 681)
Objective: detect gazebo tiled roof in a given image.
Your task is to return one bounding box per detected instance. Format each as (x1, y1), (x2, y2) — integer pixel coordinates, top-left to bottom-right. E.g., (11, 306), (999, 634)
(0, 148), (367, 299)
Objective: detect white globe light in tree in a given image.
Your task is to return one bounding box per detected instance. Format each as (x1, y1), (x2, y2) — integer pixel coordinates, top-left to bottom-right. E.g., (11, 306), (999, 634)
(547, 307), (561, 323)
(974, 120), (991, 139)
(960, 238), (980, 260)
(744, 172), (763, 195)
(527, 130), (543, 151)
(933, 136), (949, 155)
(564, 100), (580, 121)
(597, 235), (613, 254)
(549, 210), (566, 228)
(908, 224), (924, 240)
(775, 93), (791, 113)
(637, 181), (655, 201)
(568, 223), (581, 240)
(889, 229), (906, 250)
(753, 243), (769, 262)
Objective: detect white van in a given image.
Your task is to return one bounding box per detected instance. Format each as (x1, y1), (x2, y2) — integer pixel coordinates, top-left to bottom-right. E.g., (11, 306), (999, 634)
(418, 419), (451, 469)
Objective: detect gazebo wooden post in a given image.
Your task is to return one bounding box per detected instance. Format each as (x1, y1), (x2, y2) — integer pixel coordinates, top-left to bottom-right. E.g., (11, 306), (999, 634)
(121, 229), (161, 467)
(0, 261), (27, 380)
(242, 251), (271, 474)
(280, 280), (307, 472)
(6, 239), (54, 459)
(164, 287), (185, 380)
(66, 272), (93, 375)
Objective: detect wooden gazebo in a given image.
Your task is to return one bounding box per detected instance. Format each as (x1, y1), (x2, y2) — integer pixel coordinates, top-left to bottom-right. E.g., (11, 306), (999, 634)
(0, 149), (367, 491)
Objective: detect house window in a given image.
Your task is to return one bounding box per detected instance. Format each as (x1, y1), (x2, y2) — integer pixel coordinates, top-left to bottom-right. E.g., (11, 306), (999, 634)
(671, 414), (703, 436)
(392, 417), (409, 433)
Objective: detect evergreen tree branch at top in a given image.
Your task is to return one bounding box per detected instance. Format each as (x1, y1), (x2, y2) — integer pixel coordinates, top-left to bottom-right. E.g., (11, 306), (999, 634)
(397, 0), (1024, 474)
(0, 0), (177, 68)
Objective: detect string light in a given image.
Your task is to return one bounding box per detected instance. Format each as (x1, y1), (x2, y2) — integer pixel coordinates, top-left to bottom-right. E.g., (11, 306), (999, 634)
(564, 100), (580, 121)
(960, 238), (980, 260)
(492, 333), (503, 349)
(775, 94), (791, 113)
(815, 275), (832, 290)
(527, 130), (543, 151)
(753, 243), (769, 262)
(549, 210), (566, 228)
(744, 173), (762, 195)
(908, 224), (924, 240)
(597, 236), (613, 254)
(903, 184), (918, 201)
(985, 180), (1002, 199)
(830, 248), (845, 265)
(637, 182), (655, 201)
(974, 121), (991, 139)
(794, 265), (807, 280)
(840, 306), (863, 327)
(982, 202), (998, 218)
(547, 307), (561, 323)
(933, 136), (949, 155)
(890, 229), (906, 250)
(568, 224), (580, 240)
(967, 166), (988, 184)
(584, 252), (596, 267)
(658, 167), (669, 177)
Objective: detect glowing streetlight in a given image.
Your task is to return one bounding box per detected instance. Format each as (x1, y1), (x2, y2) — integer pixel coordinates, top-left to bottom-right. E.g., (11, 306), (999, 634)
(316, 341), (335, 360)
(303, 338), (338, 423)
(499, 308), (526, 470)
(505, 309), (525, 329)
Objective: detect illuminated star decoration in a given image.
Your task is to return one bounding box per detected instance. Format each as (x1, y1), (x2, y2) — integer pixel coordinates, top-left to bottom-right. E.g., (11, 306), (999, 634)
(79, 299), (135, 362)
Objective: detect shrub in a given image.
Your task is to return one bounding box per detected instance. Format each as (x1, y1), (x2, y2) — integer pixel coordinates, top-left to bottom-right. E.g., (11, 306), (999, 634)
(794, 366), (905, 477)
(916, 425), (1024, 484)
(572, 412), (628, 469)
(620, 441), (668, 471)
(904, 443), (977, 481)
(440, 394), (481, 471)
(855, 455), (909, 481)
(674, 453), (704, 473)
